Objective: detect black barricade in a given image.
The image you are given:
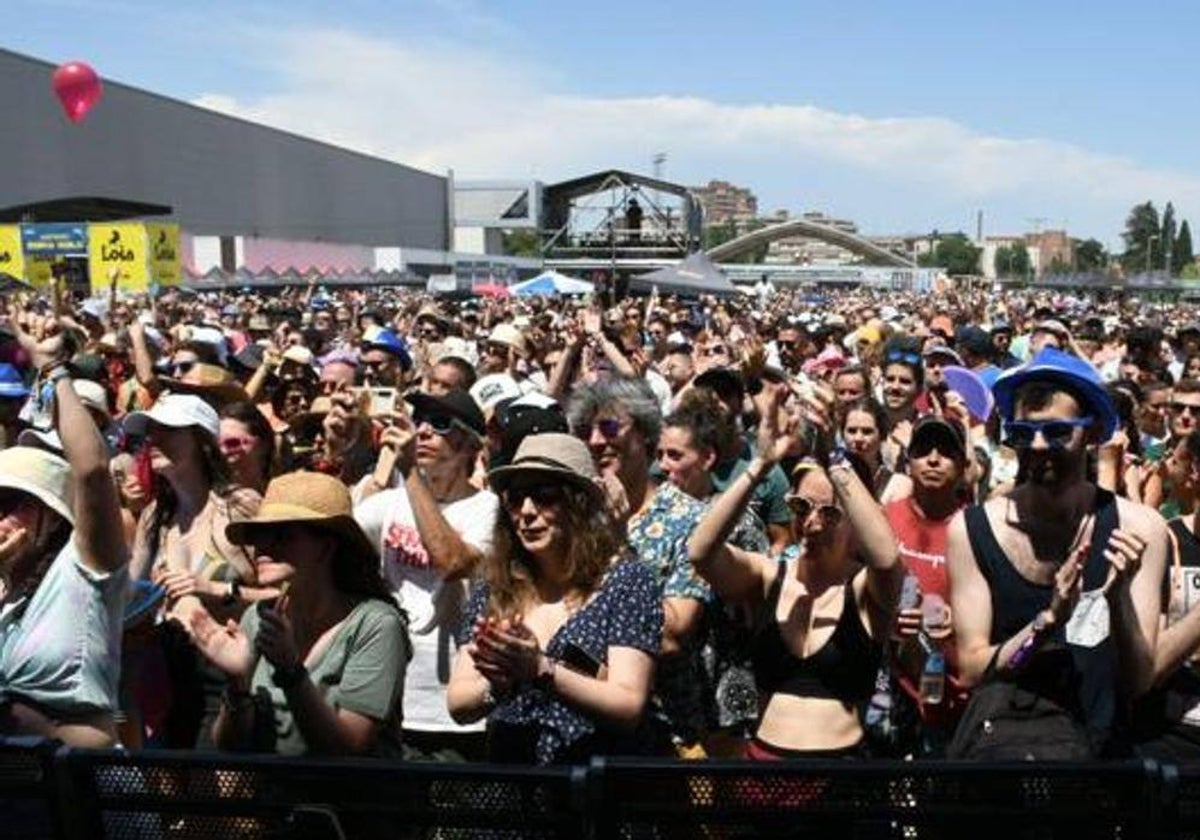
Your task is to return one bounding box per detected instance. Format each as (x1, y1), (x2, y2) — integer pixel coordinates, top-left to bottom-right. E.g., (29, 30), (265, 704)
(589, 757), (1164, 839)
(57, 748), (588, 839)
(1167, 762), (1200, 840)
(2, 737), (1194, 840)
(0, 736), (65, 840)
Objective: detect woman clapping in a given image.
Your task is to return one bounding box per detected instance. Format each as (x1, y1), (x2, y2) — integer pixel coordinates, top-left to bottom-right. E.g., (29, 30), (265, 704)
(447, 433), (662, 764)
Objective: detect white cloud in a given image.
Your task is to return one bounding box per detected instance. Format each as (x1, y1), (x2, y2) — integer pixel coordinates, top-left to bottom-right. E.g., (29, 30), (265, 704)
(191, 27), (1200, 242)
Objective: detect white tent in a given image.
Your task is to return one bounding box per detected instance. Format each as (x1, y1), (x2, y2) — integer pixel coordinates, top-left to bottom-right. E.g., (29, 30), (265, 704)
(511, 270), (595, 297)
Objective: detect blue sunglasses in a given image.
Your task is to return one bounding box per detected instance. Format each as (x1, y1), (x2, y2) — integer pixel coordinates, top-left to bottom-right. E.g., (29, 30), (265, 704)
(1003, 417), (1093, 449)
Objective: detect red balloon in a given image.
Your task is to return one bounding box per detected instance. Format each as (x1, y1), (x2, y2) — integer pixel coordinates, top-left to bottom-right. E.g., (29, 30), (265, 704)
(52, 61), (103, 124)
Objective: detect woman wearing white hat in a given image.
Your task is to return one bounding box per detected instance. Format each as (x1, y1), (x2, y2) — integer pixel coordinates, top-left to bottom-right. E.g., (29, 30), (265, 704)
(124, 392), (264, 748)
(0, 326), (128, 746)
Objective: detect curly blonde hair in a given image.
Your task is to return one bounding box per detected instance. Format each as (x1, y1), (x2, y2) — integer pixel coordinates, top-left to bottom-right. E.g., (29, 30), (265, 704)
(484, 480), (624, 619)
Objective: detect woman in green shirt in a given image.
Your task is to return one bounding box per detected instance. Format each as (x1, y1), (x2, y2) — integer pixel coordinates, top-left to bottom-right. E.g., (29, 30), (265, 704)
(191, 471), (411, 757)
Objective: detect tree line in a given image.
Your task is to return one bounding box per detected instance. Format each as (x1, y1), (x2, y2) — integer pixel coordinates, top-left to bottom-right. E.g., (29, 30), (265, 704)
(915, 200), (1197, 279)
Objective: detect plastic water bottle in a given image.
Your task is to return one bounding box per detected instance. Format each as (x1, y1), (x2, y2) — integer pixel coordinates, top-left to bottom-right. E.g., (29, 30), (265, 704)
(864, 665), (893, 730)
(920, 649), (946, 705)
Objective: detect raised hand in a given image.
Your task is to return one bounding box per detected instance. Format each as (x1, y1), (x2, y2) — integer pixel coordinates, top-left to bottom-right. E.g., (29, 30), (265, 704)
(1050, 540), (1088, 624)
(1102, 528), (1146, 596)
(322, 386), (367, 458)
(189, 610), (254, 678)
(256, 599), (301, 671)
(378, 410), (418, 478)
(751, 381), (797, 465)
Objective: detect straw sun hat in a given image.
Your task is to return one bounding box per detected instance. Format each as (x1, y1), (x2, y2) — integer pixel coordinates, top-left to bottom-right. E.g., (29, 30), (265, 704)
(225, 471), (378, 568)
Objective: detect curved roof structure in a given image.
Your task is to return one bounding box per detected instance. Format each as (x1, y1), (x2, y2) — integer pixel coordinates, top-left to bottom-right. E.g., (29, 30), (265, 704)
(706, 217), (914, 267)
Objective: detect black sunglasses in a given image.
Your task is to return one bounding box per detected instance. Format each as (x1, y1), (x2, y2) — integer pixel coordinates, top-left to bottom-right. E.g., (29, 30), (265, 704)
(1172, 402), (1200, 417)
(171, 360), (197, 376)
(503, 483), (567, 510)
(1003, 417), (1093, 449)
(414, 413), (468, 437)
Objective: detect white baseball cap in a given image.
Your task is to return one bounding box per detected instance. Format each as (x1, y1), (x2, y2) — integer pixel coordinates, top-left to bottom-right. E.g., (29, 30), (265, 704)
(470, 374), (523, 417)
(123, 393), (220, 440)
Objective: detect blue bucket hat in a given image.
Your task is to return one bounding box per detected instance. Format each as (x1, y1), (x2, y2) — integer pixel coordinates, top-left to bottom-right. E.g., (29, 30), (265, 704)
(992, 347), (1118, 441)
(0, 363), (30, 399)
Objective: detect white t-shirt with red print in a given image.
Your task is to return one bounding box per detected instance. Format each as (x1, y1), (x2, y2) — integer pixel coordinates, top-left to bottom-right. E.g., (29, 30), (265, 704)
(355, 486), (499, 733)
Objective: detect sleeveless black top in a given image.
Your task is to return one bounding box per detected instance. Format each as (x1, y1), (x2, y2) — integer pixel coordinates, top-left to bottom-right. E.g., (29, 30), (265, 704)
(964, 489), (1121, 753)
(750, 559), (881, 704)
(1169, 518), (1200, 568)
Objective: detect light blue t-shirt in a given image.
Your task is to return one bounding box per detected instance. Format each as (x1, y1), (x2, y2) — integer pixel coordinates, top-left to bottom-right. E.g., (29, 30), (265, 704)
(0, 541), (127, 716)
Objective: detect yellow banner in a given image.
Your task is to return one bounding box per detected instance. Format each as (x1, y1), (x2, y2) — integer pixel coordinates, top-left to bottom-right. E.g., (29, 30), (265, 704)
(88, 223), (149, 293)
(145, 223), (182, 287)
(0, 225), (24, 282)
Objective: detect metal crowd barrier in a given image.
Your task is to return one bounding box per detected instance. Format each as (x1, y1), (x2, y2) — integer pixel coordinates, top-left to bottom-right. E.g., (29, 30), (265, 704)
(2, 737), (1197, 839)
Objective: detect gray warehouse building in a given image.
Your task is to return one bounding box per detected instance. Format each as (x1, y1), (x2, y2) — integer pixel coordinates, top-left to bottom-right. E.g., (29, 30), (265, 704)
(0, 47), (450, 277)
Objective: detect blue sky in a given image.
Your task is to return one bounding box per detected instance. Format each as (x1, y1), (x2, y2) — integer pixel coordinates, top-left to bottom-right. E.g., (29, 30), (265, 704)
(7, 0), (1200, 247)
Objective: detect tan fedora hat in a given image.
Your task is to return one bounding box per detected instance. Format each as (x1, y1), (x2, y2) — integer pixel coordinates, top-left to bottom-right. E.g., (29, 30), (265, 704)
(487, 323), (529, 358)
(487, 432), (601, 500)
(226, 471), (378, 568)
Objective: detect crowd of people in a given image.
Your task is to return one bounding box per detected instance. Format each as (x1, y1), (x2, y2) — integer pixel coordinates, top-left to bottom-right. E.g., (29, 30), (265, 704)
(4, 276), (1200, 764)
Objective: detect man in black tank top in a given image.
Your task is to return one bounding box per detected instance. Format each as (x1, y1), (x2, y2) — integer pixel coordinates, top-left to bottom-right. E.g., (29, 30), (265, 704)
(946, 348), (1168, 759)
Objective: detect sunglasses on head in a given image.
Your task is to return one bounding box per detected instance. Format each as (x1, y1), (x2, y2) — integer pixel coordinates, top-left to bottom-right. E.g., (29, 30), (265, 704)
(1172, 402), (1200, 416)
(1003, 417), (1093, 449)
(785, 495), (844, 527)
(503, 483), (567, 510)
(885, 350), (921, 366)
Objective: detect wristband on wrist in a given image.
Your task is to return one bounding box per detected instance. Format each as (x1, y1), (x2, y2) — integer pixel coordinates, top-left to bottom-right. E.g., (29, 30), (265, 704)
(271, 662), (308, 691)
(45, 364), (72, 384)
(1007, 611), (1053, 671)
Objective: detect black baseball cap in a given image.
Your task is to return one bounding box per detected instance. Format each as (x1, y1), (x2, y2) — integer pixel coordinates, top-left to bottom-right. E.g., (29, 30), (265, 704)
(909, 415), (967, 460)
(405, 389), (487, 438)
